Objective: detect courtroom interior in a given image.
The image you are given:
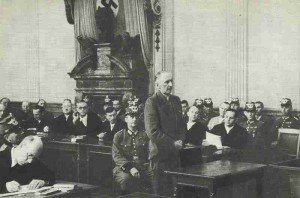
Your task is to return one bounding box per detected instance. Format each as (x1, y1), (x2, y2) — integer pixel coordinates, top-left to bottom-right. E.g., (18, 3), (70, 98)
(0, 0), (299, 197)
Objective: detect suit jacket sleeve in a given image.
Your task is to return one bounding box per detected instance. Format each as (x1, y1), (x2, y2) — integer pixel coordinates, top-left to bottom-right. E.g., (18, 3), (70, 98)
(144, 97), (175, 149)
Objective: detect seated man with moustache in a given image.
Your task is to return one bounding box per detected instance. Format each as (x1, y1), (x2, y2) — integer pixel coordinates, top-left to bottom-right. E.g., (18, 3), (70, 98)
(73, 101), (102, 138)
(52, 99), (75, 135)
(0, 135), (55, 193)
(210, 109), (248, 150)
(24, 106), (50, 133)
(112, 108), (153, 195)
(98, 107), (126, 144)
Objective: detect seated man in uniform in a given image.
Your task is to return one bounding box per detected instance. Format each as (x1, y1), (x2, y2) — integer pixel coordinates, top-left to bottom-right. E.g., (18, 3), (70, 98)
(24, 107), (50, 133)
(98, 107), (126, 144)
(73, 101), (102, 138)
(207, 102), (230, 130)
(239, 102), (267, 163)
(271, 98), (300, 145)
(0, 135), (55, 193)
(52, 99), (75, 135)
(210, 109), (248, 149)
(112, 108), (153, 195)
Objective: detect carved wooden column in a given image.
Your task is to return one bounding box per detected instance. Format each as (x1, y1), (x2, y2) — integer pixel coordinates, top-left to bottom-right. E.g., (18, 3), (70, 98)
(225, 0), (249, 101)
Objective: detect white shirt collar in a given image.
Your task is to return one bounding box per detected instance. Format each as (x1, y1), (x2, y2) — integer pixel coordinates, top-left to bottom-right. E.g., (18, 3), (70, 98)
(224, 124), (234, 134)
(65, 114), (70, 121)
(187, 121), (196, 130)
(80, 115), (88, 127)
(110, 123), (115, 131)
(11, 147), (18, 167)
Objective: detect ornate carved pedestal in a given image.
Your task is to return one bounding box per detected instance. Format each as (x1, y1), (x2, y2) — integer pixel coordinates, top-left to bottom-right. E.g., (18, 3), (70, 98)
(69, 43), (133, 114)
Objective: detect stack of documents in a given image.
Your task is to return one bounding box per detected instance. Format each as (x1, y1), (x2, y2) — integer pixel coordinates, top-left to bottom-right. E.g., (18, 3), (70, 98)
(205, 132), (222, 149)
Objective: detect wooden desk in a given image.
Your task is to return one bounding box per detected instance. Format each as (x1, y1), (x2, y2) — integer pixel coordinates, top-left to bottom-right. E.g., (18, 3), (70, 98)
(165, 160), (266, 198)
(40, 139), (112, 194)
(118, 192), (169, 198)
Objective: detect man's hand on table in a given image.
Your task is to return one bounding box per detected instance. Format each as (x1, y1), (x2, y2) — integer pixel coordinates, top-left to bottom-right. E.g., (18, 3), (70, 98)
(6, 180), (21, 192)
(174, 140), (183, 149)
(28, 179), (46, 190)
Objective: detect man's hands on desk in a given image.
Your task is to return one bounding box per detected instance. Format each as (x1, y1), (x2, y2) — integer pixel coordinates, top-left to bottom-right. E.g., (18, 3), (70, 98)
(6, 179), (46, 192)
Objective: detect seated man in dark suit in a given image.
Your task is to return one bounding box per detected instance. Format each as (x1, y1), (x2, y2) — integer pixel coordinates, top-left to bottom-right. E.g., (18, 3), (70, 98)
(0, 135), (55, 193)
(73, 101), (102, 138)
(24, 107), (50, 133)
(98, 107), (126, 144)
(52, 99), (75, 135)
(16, 101), (33, 125)
(112, 108), (153, 195)
(37, 99), (54, 125)
(112, 99), (125, 120)
(211, 109), (248, 149)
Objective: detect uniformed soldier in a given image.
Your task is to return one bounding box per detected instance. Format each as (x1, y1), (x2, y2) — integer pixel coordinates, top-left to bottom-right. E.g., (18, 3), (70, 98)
(112, 108), (153, 195)
(255, 101), (275, 145)
(272, 98), (300, 142)
(198, 98), (217, 126)
(230, 97), (245, 123)
(240, 102), (267, 163)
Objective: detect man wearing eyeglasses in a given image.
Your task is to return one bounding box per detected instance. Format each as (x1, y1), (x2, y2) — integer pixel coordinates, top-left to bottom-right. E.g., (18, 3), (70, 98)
(0, 135), (54, 193)
(73, 101), (102, 138)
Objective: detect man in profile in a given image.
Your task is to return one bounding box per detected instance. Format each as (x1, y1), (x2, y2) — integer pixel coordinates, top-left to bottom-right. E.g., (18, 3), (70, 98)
(144, 71), (186, 196)
(52, 99), (75, 135)
(0, 135), (55, 193)
(73, 101), (102, 138)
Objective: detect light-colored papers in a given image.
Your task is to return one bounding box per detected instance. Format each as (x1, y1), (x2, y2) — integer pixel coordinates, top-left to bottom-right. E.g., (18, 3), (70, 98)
(205, 132), (222, 149)
(0, 186), (52, 197)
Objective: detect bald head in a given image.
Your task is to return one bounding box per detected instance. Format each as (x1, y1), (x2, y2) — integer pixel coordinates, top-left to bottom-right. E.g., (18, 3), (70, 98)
(22, 101), (30, 112)
(155, 71), (173, 95)
(15, 136), (43, 165)
(219, 102), (230, 117)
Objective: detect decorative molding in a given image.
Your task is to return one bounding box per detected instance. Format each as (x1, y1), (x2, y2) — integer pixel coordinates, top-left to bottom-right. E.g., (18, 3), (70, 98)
(225, 0), (249, 101)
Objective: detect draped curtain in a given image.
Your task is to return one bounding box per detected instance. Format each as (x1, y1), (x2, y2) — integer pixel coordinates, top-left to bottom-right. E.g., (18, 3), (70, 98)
(123, 0), (154, 94)
(74, 0), (98, 62)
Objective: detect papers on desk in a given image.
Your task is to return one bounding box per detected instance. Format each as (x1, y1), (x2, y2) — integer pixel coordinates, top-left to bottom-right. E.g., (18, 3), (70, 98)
(0, 186), (52, 197)
(205, 132), (222, 149)
(0, 183), (78, 197)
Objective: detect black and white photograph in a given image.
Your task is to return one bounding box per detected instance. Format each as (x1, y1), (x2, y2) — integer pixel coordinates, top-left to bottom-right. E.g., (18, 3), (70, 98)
(0, 0), (299, 197)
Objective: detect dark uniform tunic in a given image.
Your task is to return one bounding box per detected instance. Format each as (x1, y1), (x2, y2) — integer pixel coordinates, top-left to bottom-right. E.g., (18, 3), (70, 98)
(112, 129), (152, 192)
(239, 119), (268, 163)
(272, 115), (300, 141)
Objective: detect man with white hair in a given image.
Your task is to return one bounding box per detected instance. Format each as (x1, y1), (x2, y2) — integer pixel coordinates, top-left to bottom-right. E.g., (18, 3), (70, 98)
(0, 135), (55, 193)
(144, 71), (186, 196)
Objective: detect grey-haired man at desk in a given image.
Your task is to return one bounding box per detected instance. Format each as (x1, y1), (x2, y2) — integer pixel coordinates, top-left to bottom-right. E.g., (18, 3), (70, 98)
(0, 135), (55, 193)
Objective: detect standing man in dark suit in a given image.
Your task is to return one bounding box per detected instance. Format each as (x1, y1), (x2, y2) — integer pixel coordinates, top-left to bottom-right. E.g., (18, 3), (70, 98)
(73, 101), (102, 138)
(144, 71), (186, 196)
(211, 109), (248, 149)
(52, 99), (75, 135)
(98, 106), (126, 144)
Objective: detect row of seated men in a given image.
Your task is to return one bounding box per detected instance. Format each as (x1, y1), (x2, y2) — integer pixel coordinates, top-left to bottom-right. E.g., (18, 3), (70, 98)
(0, 96), (299, 196)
